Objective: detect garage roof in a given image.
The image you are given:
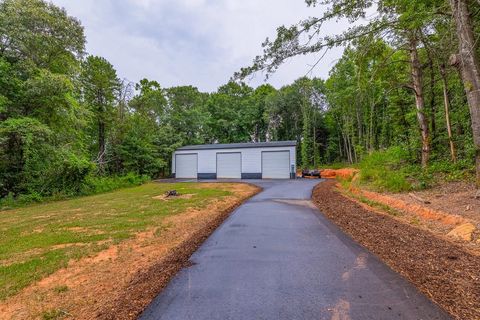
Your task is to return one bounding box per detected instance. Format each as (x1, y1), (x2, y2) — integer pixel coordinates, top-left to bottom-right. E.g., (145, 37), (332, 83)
(177, 140), (297, 151)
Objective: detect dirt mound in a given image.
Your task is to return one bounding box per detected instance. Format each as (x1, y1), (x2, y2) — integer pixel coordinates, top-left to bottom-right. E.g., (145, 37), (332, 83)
(152, 193), (194, 200)
(313, 180), (480, 320)
(341, 183), (479, 247)
(357, 188), (468, 227)
(389, 181), (480, 226)
(321, 168), (358, 179)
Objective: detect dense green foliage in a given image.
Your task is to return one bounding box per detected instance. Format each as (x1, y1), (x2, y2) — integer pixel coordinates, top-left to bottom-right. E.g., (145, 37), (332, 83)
(358, 147), (418, 192)
(1, 0), (479, 201)
(357, 146), (475, 191)
(0, 0), (327, 203)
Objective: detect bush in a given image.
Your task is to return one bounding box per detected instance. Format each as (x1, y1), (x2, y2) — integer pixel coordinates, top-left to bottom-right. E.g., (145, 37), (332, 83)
(80, 172), (150, 195)
(26, 152), (95, 197)
(427, 159), (474, 179)
(355, 146), (475, 192)
(113, 114), (167, 177)
(0, 173), (150, 209)
(0, 117), (53, 197)
(0, 117), (96, 198)
(358, 146), (412, 192)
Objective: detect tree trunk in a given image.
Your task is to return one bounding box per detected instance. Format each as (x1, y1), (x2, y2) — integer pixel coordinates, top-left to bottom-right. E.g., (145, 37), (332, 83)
(347, 134), (354, 164)
(356, 100), (363, 146)
(98, 120), (106, 172)
(449, 0), (480, 186)
(409, 36), (430, 168)
(342, 131), (352, 164)
(338, 139), (343, 160)
(313, 120), (319, 168)
(429, 59), (436, 141)
(342, 133), (348, 163)
(369, 98), (375, 152)
(440, 64), (457, 163)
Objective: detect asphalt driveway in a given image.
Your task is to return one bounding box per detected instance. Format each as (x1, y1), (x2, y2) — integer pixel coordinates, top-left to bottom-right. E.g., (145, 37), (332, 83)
(139, 180), (450, 320)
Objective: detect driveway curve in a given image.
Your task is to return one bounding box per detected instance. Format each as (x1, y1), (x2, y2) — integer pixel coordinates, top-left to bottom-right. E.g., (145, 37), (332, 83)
(139, 180), (450, 320)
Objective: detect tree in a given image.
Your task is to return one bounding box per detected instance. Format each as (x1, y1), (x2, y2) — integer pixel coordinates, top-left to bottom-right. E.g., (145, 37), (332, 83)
(165, 85), (209, 145)
(440, 63), (457, 162)
(116, 114), (165, 176)
(206, 82), (254, 143)
(81, 55), (120, 172)
(129, 79), (167, 120)
(0, 0), (91, 198)
(448, 0), (480, 186)
(408, 33), (430, 168)
(249, 85), (276, 142)
(262, 77), (325, 167)
(0, 0), (85, 72)
(0, 118), (52, 196)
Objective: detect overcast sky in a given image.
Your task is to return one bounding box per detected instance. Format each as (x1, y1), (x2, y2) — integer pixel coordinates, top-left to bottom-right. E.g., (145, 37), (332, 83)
(50, 0), (345, 92)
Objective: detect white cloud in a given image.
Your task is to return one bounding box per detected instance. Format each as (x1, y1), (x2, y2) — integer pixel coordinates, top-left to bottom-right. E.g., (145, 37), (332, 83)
(51, 0), (346, 92)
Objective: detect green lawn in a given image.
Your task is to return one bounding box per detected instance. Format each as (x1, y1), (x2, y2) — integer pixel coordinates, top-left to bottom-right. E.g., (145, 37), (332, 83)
(0, 182), (232, 301)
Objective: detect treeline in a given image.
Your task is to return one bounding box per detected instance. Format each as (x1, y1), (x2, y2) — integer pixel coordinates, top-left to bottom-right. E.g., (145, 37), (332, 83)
(0, 0), (328, 201)
(323, 38), (474, 166)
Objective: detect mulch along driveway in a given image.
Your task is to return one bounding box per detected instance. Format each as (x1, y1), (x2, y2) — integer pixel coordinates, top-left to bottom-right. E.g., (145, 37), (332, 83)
(312, 179), (480, 320)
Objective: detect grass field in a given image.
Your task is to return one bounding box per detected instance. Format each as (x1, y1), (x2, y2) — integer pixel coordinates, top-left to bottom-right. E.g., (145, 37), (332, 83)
(0, 182), (232, 301)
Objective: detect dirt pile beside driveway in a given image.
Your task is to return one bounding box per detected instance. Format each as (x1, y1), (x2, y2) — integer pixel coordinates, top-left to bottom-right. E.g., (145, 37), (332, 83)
(313, 180), (480, 320)
(320, 168), (358, 179)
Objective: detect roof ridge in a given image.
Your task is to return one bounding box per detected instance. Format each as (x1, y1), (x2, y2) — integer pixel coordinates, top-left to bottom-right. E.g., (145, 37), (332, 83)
(176, 141), (297, 151)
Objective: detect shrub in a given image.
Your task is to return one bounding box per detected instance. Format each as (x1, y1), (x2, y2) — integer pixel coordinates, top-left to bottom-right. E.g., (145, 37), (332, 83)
(80, 172), (150, 195)
(0, 173), (149, 209)
(0, 117), (95, 198)
(27, 152), (95, 197)
(355, 146), (475, 192)
(0, 117), (53, 197)
(358, 146), (412, 192)
(426, 159), (474, 181)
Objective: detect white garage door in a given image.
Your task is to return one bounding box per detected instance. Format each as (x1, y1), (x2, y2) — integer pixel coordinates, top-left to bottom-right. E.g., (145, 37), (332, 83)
(262, 151), (290, 179)
(217, 153), (241, 179)
(175, 154), (198, 179)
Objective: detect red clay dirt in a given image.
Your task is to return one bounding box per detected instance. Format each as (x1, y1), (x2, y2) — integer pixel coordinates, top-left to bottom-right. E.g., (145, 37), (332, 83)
(389, 181), (480, 225)
(353, 187), (469, 226)
(295, 168), (358, 179)
(313, 180), (480, 320)
(340, 179), (480, 252)
(321, 168), (358, 179)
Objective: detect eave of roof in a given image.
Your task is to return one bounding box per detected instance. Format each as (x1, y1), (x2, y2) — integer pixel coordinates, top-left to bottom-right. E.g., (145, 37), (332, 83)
(176, 140), (297, 151)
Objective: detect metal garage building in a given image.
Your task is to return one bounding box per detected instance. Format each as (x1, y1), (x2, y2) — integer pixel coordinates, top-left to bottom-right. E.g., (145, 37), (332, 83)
(172, 141), (297, 179)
